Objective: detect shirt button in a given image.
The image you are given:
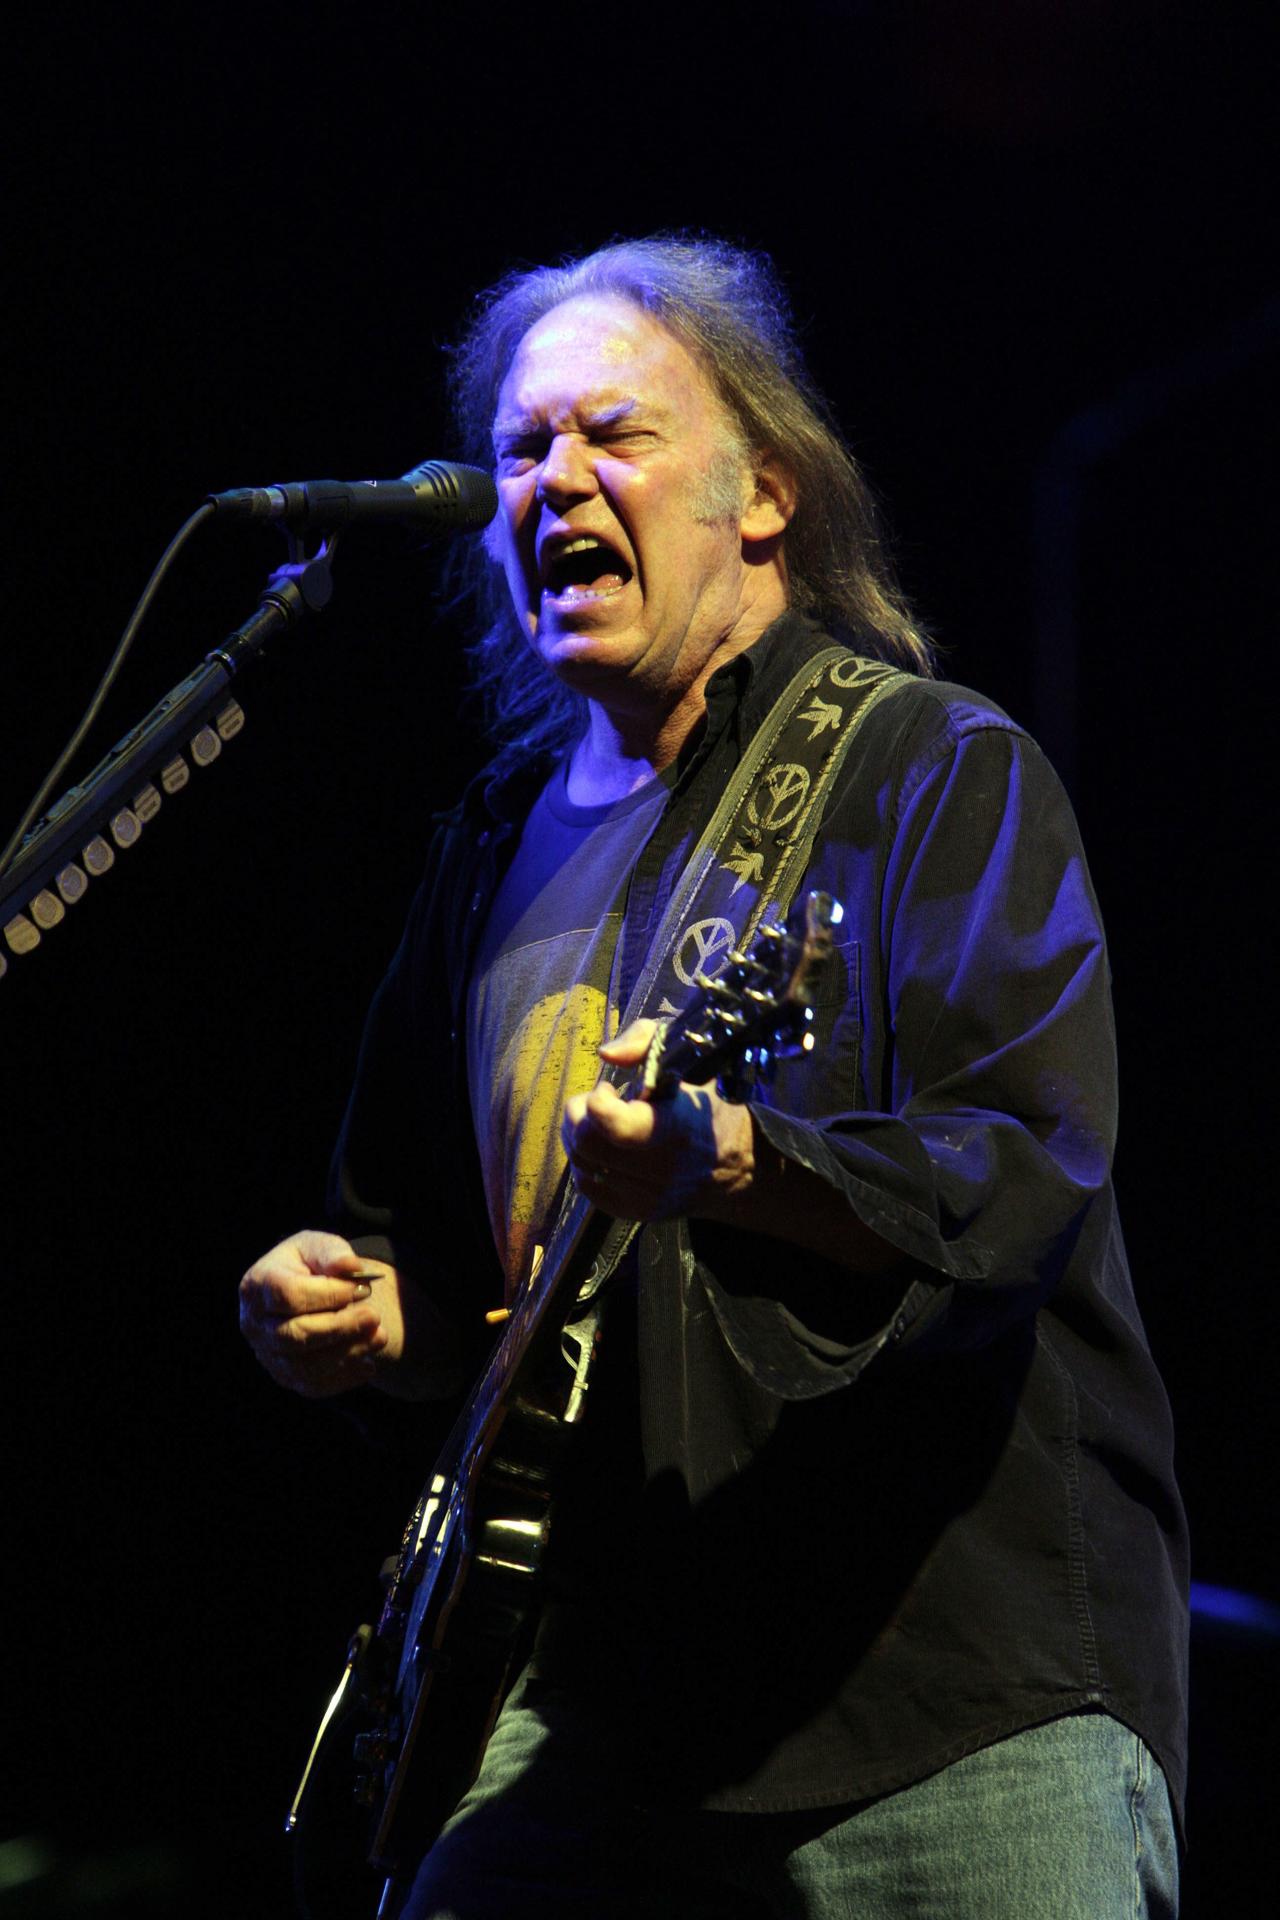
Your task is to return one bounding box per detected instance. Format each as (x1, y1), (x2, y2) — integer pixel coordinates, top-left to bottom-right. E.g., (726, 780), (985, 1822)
(471, 891), (483, 912)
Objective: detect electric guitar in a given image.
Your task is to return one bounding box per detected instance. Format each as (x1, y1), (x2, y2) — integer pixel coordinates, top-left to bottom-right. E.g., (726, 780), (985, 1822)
(287, 889), (843, 1919)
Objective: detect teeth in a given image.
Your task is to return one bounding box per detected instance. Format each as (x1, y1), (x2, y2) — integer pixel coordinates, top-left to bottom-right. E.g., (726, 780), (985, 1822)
(538, 532), (630, 598)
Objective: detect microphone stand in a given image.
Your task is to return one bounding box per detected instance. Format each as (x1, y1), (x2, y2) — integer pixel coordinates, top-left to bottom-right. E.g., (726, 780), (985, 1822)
(0, 541), (336, 979)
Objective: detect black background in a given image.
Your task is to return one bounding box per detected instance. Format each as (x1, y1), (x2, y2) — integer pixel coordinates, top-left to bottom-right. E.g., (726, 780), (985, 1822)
(2, 4), (1275, 1913)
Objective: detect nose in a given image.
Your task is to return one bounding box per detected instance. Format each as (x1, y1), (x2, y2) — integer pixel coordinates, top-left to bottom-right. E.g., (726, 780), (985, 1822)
(537, 432), (598, 507)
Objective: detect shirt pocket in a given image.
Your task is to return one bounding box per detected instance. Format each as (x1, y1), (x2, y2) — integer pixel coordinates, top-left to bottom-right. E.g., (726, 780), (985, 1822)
(765, 935), (863, 1117)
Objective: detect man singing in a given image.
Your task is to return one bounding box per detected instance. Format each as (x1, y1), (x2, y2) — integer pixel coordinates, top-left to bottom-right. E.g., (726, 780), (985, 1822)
(240, 236), (1187, 1918)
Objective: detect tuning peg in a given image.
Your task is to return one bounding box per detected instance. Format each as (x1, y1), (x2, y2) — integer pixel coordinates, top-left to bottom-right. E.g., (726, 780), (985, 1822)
(742, 984), (779, 1008)
(681, 1026), (717, 1052)
(693, 969), (738, 999)
(710, 1004), (747, 1030)
(768, 1005), (818, 1061)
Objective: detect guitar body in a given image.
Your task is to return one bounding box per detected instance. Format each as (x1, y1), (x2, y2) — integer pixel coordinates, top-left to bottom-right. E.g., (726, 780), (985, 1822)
(291, 1210), (621, 1918)
(288, 895), (840, 1918)
(365, 1219), (619, 1879)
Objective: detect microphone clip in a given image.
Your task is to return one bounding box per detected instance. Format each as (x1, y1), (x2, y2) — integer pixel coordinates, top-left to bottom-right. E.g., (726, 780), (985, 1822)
(273, 533), (337, 611)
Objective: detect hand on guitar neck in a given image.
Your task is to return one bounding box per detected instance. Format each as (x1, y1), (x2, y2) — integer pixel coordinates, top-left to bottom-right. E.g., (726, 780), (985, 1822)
(562, 1017), (757, 1220)
(564, 1018), (903, 1275)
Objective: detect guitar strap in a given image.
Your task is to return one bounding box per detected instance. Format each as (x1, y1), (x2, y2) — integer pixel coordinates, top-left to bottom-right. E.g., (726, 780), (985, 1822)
(617, 646), (910, 1031)
(564, 644), (912, 1303)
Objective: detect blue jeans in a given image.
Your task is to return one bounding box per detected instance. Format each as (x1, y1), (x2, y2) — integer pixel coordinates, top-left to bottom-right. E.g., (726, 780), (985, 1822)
(402, 1675), (1179, 1918)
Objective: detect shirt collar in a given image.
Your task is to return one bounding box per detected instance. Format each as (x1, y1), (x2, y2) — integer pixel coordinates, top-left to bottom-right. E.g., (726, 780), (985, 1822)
(463, 611), (849, 827)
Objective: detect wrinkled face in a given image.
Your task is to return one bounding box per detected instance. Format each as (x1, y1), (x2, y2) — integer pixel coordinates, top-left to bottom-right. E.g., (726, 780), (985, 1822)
(489, 294), (758, 714)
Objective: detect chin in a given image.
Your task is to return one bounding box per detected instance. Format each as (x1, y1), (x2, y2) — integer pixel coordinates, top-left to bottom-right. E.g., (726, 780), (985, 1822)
(535, 614), (634, 661)
(537, 631), (643, 696)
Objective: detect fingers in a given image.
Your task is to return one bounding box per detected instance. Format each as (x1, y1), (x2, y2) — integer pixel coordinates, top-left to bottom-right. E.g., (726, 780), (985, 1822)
(562, 1081), (754, 1221)
(563, 1082), (655, 1147)
(239, 1231), (384, 1323)
(241, 1297), (387, 1398)
(241, 1265), (374, 1322)
(239, 1228), (395, 1399)
(566, 1022), (662, 1182)
(563, 1083), (669, 1216)
(562, 1084), (656, 1194)
(241, 1301), (387, 1398)
(598, 1017), (658, 1066)
(272, 1301), (386, 1354)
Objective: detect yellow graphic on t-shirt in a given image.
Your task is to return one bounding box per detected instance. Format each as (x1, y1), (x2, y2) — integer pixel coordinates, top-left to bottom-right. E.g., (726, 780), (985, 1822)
(499, 979), (610, 1292)
(468, 922), (621, 1299)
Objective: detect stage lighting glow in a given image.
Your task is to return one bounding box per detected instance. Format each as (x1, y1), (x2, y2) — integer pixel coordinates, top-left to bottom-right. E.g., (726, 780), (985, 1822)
(1190, 1581), (1280, 1635)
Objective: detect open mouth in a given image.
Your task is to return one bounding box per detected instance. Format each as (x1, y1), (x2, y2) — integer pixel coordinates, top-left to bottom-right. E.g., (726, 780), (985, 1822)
(540, 535), (634, 601)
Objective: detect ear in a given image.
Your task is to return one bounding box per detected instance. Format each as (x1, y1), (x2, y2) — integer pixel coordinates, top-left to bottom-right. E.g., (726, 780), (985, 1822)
(740, 454), (796, 544)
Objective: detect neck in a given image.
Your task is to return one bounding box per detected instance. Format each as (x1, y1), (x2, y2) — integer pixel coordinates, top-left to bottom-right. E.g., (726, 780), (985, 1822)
(565, 602), (788, 807)
(566, 710), (681, 805)
(566, 638), (752, 805)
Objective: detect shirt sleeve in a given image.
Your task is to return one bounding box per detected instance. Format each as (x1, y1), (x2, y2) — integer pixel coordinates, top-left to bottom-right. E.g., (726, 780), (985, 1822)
(699, 716), (1119, 1393)
(325, 822), (504, 1385)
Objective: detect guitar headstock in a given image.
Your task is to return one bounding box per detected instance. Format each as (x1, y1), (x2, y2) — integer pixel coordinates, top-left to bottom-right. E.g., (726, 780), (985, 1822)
(644, 889), (843, 1103)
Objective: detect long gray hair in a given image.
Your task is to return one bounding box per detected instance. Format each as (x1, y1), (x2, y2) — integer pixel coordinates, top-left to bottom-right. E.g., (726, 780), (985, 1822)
(447, 234), (934, 760)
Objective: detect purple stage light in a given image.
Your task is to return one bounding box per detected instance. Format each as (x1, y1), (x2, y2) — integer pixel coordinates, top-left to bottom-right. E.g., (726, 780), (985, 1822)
(1190, 1582), (1280, 1636)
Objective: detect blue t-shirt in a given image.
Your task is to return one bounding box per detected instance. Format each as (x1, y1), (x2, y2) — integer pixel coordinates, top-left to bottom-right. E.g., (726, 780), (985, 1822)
(466, 757), (668, 1294)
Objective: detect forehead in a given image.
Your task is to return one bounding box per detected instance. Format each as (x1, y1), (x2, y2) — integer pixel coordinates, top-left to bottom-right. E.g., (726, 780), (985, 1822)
(494, 294), (722, 430)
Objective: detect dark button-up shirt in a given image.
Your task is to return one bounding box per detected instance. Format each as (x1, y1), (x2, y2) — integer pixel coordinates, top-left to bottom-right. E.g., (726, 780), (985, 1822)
(329, 613), (1189, 1827)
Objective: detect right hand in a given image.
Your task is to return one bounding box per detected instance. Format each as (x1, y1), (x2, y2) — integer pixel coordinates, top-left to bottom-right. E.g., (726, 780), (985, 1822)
(238, 1228), (407, 1399)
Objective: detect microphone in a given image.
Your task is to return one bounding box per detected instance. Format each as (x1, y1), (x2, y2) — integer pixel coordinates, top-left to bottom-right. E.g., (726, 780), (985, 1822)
(209, 460), (497, 534)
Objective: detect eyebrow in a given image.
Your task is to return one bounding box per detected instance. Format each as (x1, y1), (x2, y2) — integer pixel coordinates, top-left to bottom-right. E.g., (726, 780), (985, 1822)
(586, 398), (640, 429)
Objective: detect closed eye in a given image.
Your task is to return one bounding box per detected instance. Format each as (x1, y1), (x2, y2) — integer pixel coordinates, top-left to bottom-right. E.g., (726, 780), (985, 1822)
(496, 437), (547, 474)
(596, 430), (655, 456)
